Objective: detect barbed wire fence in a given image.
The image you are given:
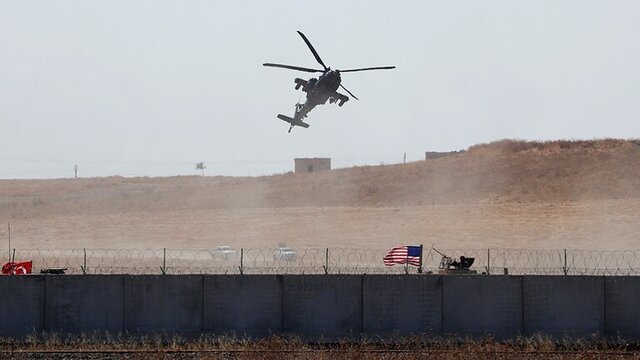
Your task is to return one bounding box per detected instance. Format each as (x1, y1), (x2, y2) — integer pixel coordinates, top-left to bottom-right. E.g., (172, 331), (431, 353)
(6, 247), (640, 275)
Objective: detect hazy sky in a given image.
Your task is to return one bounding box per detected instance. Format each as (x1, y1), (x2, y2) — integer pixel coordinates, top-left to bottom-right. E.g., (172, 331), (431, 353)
(1, 1), (639, 178)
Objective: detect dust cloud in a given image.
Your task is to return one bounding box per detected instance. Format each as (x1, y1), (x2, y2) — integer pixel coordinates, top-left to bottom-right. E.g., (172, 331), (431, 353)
(1, 139), (639, 251)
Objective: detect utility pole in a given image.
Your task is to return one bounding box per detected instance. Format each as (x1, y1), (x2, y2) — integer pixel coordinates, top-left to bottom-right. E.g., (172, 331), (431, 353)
(7, 223), (11, 263)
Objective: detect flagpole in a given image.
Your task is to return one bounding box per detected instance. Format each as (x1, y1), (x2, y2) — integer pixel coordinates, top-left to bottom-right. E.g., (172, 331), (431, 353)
(7, 223), (10, 263)
(405, 247), (409, 274)
(418, 244), (423, 273)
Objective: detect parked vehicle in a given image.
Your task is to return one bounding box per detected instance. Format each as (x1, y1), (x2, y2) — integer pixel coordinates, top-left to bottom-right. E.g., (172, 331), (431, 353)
(273, 246), (296, 261)
(212, 246), (237, 260)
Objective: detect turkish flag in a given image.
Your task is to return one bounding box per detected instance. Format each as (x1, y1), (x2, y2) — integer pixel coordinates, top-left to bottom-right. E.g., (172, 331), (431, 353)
(1, 261), (33, 275)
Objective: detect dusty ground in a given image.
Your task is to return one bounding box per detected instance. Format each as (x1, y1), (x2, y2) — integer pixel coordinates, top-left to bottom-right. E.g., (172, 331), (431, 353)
(1, 139), (639, 251)
(4, 200), (640, 250)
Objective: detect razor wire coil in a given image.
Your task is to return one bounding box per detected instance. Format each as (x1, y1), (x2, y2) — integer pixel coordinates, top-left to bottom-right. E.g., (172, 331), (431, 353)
(8, 248), (640, 275)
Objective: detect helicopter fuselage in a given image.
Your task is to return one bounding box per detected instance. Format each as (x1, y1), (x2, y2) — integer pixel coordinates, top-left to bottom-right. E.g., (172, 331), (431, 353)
(293, 69), (348, 122)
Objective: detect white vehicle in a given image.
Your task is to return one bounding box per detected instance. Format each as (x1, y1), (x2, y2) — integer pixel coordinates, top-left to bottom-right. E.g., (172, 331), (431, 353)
(212, 246), (237, 260)
(273, 246), (297, 261)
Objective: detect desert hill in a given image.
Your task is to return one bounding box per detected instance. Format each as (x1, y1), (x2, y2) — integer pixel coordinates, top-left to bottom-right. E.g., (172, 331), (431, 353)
(1, 139), (639, 219)
(1, 139), (639, 250)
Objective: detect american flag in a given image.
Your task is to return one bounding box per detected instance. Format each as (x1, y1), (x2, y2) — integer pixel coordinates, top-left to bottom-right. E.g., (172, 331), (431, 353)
(383, 246), (422, 267)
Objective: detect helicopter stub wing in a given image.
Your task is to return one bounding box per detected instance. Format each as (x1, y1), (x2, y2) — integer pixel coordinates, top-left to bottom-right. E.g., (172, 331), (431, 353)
(294, 78), (309, 91)
(329, 91), (350, 107)
(277, 114), (310, 128)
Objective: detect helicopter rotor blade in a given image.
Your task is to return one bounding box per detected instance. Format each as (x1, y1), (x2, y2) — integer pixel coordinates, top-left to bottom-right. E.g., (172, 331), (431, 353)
(339, 84), (359, 101)
(263, 63), (325, 73)
(338, 66), (396, 73)
(297, 31), (328, 71)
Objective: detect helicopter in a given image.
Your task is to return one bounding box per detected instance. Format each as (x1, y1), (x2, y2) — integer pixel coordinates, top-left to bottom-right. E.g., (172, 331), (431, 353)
(264, 31), (395, 133)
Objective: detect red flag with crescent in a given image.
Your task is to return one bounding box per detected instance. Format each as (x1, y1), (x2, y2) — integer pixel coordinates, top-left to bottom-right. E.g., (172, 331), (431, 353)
(1, 261), (33, 275)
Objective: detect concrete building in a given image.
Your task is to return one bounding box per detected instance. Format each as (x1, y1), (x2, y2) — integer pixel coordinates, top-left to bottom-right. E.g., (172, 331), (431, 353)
(295, 158), (331, 173)
(425, 150), (466, 160)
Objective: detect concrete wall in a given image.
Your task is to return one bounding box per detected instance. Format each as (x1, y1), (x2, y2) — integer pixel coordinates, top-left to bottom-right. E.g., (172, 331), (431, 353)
(443, 275), (522, 338)
(1, 275), (640, 340)
(204, 275), (282, 336)
(524, 276), (604, 337)
(124, 275), (203, 334)
(283, 275), (361, 338)
(363, 275), (441, 336)
(605, 277), (640, 339)
(46, 275), (124, 334)
(0, 276), (45, 337)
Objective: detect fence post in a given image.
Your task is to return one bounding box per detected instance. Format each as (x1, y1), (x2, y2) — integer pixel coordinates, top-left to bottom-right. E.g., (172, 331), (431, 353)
(418, 245), (423, 274)
(7, 223), (10, 263)
(404, 250), (409, 274)
(82, 248), (87, 274)
(486, 248), (491, 275)
(160, 248), (167, 275)
(563, 249), (568, 275)
(239, 248), (244, 275)
(323, 248), (329, 274)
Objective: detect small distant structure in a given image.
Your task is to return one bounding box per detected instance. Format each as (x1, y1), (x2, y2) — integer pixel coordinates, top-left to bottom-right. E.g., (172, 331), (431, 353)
(425, 150), (466, 160)
(74, 164), (78, 179)
(195, 162), (206, 176)
(295, 158), (331, 173)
